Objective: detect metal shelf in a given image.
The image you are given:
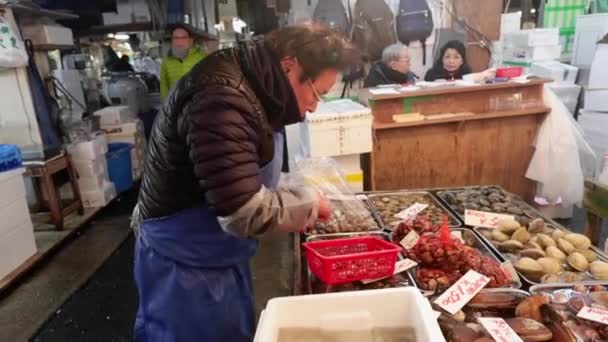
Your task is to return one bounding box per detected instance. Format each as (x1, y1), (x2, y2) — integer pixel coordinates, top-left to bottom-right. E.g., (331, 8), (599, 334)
(81, 21), (218, 41)
(1, 3), (78, 20)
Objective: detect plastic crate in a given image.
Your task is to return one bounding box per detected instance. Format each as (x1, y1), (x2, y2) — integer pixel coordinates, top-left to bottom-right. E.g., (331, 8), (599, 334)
(303, 236), (401, 285)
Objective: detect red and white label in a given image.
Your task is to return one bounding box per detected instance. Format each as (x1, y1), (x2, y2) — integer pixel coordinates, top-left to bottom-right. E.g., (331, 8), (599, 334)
(478, 317), (523, 342)
(361, 259), (418, 284)
(578, 306), (608, 325)
(395, 203), (428, 220)
(434, 270), (490, 314)
(399, 230), (420, 250)
(465, 209), (515, 229)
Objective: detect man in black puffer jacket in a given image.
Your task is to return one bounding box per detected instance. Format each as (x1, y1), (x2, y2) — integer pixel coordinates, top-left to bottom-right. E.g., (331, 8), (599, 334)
(132, 24), (358, 342)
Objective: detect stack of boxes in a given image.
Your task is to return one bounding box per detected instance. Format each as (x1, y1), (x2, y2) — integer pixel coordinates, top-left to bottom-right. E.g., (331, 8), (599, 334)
(0, 168), (37, 280)
(102, 0), (151, 25)
(503, 28), (562, 72)
(585, 39), (608, 112)
(94, 106), (146, 181)
(67, 133), (117, 208)
(531, 61), (581, 114)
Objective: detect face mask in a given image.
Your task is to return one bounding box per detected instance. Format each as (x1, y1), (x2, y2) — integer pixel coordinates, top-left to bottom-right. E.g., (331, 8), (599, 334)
(172, 46), (189, 59)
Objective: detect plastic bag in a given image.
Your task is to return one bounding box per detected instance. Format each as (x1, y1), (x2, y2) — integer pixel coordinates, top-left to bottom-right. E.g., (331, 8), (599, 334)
(0, 14), (28, 68)
(526, 85), (598, 207)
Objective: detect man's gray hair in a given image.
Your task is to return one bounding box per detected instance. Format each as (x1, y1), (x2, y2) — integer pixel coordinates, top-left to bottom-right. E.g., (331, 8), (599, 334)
(381, 43), (409, 64)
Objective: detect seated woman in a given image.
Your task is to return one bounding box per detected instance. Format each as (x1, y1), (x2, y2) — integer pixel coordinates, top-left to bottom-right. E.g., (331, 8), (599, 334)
(364, 44), (417, 87)
(424, 40), (472, 81)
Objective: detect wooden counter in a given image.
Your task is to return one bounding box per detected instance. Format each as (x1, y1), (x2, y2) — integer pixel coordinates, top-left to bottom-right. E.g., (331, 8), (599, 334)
(366, 80), (550, 202)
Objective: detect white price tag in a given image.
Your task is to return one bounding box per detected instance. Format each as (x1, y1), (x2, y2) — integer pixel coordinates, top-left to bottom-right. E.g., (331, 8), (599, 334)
(434, 270), (490, 315)
(361, 259), (418, 284)
(395, 203), (428, 220)
(578, 306), (608, 325)
(478, 317), (523, 342)
(399, 230), (420, 250)
(464, 209), (515, 229)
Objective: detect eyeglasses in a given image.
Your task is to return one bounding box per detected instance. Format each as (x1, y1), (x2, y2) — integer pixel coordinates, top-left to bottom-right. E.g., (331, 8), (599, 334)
(308, 79), (323, 102)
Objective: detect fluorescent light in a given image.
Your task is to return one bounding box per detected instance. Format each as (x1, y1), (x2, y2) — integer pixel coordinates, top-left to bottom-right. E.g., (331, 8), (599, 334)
(114, 34), (129, 40)
(107, 33), (114, 38)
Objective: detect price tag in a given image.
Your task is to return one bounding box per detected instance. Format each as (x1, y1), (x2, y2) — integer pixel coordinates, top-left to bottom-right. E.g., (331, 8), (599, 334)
(434, 270), (490, 315)
(464, 209), (515, 229)
(399, 230), (420, 250)
(478, 317), (523, 342)
(578, 306), (608, 325)
(395, 203), (428, 220)
(361, 259), (418, 284)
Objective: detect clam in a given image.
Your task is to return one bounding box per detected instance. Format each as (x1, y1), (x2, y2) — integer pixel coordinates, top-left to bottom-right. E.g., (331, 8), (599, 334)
(590, 261), (608, 280)
(528, 218), (546, 234)
(557, 238), (576, 255)
(589, 291), (608, 308)
(564, 233), (592, 250)
(541, 274), (559, 283)
(517, 216), (531, 228)
(525, 241), (543, 250)
(561, 271), (585, 283)
(505, 317), (553, 342)
(511, 227), (531, 244)
(480, 230), (492, 240)
(576, 249), (598, 263)
(521, 248), (546, 259)
(498, 240), (525, 253)
(537, 234), (556, 249)
(491, 229), (510, 242)
(498, 219), (521, 234)
(537, 257), (562, 274)
(514, 257), (544, 279)
(506, 206), (524, 216)
(567, 252), (589, 272)
(545, 246), (567, 262)
(551, 229), (566, 242)
(516, 295), (550, 322)
(468, 291), (527, 310)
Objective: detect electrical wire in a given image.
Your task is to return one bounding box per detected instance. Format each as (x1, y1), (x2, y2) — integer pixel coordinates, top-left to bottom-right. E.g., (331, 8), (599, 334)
(49, 76), (86, 111)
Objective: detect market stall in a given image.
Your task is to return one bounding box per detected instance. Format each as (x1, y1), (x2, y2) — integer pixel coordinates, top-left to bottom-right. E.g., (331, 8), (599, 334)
(363, 80), (550, 202)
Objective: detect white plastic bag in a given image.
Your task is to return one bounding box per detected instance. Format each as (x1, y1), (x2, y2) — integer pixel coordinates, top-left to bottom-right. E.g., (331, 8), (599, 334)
(0, 14), (28, 68)
(526, 85), (598, 207)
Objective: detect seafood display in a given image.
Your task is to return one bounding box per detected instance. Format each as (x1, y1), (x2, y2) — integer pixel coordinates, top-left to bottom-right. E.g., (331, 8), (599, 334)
(437, 289), (563, 342)
(309, 273), (414, 294)
(530, 283), (608, 341)
(438, 186), (542, 225)
(392, 215), (440, 244)
(405, 227), (513, 292)
(367, 192), (460, 230)
(475, 218), (608, 284)
(308, 198), (380, 235)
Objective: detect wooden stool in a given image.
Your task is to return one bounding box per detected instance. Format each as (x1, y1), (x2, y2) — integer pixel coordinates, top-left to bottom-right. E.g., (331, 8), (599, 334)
(24, 153), (84, 230)
(583, 180), (608, 246)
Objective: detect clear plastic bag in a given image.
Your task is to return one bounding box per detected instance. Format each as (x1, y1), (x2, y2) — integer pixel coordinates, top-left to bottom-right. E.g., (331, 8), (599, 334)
(526, 85), (598, 207)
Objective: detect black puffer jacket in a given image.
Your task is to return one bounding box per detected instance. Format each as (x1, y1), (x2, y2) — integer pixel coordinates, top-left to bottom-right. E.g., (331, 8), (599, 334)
(137, 39), (304, 223)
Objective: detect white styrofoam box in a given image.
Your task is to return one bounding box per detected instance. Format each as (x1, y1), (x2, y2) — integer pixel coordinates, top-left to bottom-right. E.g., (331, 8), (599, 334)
(73, 157), (109, 179)
(0, 194), (30, 239)
(254, 288), (445, 342)
(531, 61), (579, 84)
(94, 106), (135, 127)
(572, 14), (608, 67)
(305, 100), (372, 157)
(333, 154), (361, 174)
(67, 133), (108, 161)
(548, 83), (582, 113)
(0, 219), (36, 280)
(500, 12), (521, 39)
(503, 44), (561, 61)
(80, 180), (116, 208)
(0, 168), (26, 210)
(21, 24), (73, 46)
(77, 172), (108, 192)
(585, 89), (608, 112)
(589, 44), (608, 89)
(504, 28), (560, 47)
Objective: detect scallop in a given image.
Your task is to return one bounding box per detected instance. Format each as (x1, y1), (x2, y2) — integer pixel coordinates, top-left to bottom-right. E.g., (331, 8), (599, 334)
(498, 240), (525, 253)
(528, 218), (546, 234)
(521, 248), (546, 259)
(567, 252), (589, 272)
(511, 227), (531, 244)
(541, 274), (559, 284)
(590, 261), (608, 280)
(576, 249), (598, 263)
(525, 241), (543, 250)
(498, 219), (521, 234)
(564, 233), (592, 250)
(551, 229), (566, 242)
(558, 238), (577, 255)
(491, 229), (511, 242)
(537, 257), (563, 274)
(545, 246), (567, 262)
(537, 234), (556, 249)
(514, 257), (544, 278)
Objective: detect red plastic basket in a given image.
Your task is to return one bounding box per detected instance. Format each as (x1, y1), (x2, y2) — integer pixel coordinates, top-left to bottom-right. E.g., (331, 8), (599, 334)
(496, 66), (523, 78)
(302, 236), (402, 285)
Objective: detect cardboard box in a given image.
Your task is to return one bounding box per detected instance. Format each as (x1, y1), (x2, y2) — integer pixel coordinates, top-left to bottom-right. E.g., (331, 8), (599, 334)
(21, 24), (74, 46)
(531, 61), (579, 84)
(585, 89), (608, 112)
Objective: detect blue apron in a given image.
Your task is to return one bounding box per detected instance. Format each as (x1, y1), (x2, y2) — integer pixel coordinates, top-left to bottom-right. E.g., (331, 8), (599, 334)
(134, 133), (284, 342)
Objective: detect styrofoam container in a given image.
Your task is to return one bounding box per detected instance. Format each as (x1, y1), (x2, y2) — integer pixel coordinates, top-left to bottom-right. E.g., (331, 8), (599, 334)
(589, 44), (608, 89)
(0, 195), (30, 238)
(254, 288), (444, 342)
(21, 24), (74, 46)
(67, 133), (108, 161)
(585, 89), (608, 112)
(0, 168), (26, 209)
(504, 28), (560, 47)
(504, 45), (561, 61)
(77, 171), (108, 192)
(73, 157), (108, 179)
(94, 106), (135, 127)
(0, 219), (36, 281)
(531, 61), (579, 84)
(80, 180), (116, 208)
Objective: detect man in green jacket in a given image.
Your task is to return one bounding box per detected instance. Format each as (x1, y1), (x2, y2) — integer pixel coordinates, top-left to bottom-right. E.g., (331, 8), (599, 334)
(160, 24), (206, 98)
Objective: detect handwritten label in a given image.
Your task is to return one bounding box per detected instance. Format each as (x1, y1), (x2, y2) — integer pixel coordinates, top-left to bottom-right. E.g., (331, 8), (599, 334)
(395, 203), (429, 220)
(434, 270), (490, 314)
(578, 306), (608, 325)
(400, 230), (420, 250)
(478, 317), (523, 342)
(361, 259), (418, 284)
(465, 209), (515, 229)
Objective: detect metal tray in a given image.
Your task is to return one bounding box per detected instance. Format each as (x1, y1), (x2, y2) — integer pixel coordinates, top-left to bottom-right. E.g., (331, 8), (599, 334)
(435, 186), (546, 223)
(304, 232), (417, 294)
(410, 228), (522, 294)
(306, 195), (383, 236)
(474, 224), (608, 286)
(529, 281), (608, 295)
(366, 191), (462, 230)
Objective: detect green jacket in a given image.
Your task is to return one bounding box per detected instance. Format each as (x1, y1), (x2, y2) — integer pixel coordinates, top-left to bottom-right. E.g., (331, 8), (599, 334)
(160, 47), (206, 98)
